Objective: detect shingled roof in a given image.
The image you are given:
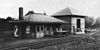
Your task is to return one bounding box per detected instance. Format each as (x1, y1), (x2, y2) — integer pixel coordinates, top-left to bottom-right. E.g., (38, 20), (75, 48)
(23, 13), (68, 23)
(52, 7), (85, 16)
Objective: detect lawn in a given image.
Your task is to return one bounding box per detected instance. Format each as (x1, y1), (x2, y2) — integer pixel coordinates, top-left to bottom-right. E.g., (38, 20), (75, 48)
(34, 31), (100, 50)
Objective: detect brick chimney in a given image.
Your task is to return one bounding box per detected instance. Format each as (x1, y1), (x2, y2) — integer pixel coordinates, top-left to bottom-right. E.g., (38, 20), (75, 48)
(19, 7), (23, 20)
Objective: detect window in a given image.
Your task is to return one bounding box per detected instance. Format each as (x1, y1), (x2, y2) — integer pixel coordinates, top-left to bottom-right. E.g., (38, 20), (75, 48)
(41, 26), (44, 31)
(45, 26), (53, 34)
(36, 26), (40, 32)
(36, 26), (44, 32)
(26, 25), (30, 34)
(47, 27), (50, 31)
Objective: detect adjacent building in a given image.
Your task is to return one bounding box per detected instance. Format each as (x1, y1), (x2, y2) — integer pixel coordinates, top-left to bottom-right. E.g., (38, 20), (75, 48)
(52, 7), (85, 34)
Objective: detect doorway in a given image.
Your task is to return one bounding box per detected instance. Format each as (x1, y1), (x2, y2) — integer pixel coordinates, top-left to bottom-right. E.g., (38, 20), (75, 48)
(77, 19), (81, 28)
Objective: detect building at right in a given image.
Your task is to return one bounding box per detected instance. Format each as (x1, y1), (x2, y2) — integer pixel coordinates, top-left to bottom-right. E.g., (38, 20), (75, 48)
(52, 7), (85, 34)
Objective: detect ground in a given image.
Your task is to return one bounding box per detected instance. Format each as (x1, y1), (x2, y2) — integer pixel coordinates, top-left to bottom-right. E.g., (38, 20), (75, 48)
(0, 30), (100, 50)
(34, 30), (100, 50)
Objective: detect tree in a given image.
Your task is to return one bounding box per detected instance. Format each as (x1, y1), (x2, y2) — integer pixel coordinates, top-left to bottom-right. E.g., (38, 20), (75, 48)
(6, 16), (14, 21)
(85, 16), (94, 28)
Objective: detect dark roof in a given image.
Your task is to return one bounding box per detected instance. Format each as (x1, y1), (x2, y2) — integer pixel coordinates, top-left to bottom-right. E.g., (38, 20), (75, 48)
(52, 7), (85, 16)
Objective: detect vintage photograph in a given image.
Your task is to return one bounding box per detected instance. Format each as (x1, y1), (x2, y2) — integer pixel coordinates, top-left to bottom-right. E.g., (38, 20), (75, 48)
(0, 0), (99, 50)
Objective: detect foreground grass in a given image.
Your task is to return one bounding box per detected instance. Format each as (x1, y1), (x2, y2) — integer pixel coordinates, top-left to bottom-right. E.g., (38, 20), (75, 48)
(1, 31), (100, 50)
(34, 32), (100, 50)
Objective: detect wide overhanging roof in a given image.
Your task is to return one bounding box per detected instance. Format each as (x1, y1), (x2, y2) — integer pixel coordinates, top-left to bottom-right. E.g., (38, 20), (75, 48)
(23, 13), (69, 23)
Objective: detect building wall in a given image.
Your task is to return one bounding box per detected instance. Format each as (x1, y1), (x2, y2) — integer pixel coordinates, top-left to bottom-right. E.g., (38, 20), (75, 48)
(53, 15), (85, 34)
(54, 16), (71, 23)
(53, 16), (71, 33)
(71, 17), (85, 33)
(35, 24), (61, 38)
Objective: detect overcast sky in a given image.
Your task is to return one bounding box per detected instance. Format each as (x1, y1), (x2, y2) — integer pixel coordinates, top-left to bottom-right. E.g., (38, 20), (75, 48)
(0, 0), (100, 18)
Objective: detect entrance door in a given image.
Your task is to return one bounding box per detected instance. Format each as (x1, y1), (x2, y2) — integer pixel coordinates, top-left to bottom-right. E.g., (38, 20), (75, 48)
(77, 19), (81, 28)
(76, 19), (82, 32)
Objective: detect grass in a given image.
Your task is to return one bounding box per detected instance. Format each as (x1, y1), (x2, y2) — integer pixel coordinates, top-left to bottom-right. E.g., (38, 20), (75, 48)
(1, 30), (100, 50)
(34, 31), (100, 50)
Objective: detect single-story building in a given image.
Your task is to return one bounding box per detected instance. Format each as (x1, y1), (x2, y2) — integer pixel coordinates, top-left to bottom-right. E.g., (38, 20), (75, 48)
(52, 7), (85, 34)
(10, 7), (69, 38)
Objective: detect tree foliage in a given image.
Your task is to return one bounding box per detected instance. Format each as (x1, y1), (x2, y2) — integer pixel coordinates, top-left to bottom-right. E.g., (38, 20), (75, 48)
(85, 16), (94, 28)
(6, 16), (14, 21)
(85, 16), (100, 29)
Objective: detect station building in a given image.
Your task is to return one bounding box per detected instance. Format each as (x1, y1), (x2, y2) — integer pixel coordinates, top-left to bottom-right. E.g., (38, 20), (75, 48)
(52, 7), (85, 34)
(9, 7), (86, 38)
(10, 7), (68, 38)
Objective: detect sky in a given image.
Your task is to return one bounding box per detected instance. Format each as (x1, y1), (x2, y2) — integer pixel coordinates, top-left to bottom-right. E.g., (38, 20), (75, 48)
(0, 0), (100, 19)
